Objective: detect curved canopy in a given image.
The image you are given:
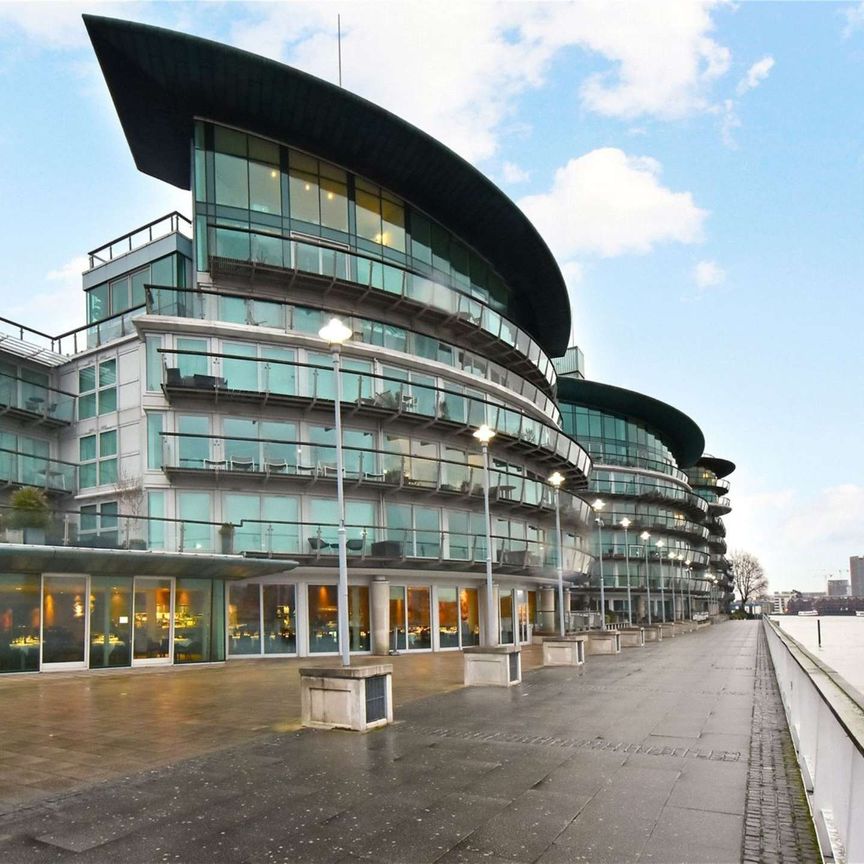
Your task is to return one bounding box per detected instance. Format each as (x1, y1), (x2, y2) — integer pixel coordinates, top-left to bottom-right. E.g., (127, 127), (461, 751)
(696, 455), (736, 478)
(83, 15), (571, 355)
(557, 378), (705, 468)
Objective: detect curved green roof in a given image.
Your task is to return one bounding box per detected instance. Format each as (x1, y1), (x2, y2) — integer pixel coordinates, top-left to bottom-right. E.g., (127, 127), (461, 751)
(83, 15), (571, 355)
(557, 378), (705, 468)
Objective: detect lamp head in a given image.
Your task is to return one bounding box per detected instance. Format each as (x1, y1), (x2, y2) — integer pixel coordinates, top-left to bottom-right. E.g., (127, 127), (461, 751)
(318, 317), (353, 345)
(685, 559), (692, 566)
(548, 471), (564, 488)
(473, 424), (496, 445)
(640, 531), (651, 541)
(656, 539), (665, 549)
(592, 498), (605, 511)
(620, 517), (631, 529)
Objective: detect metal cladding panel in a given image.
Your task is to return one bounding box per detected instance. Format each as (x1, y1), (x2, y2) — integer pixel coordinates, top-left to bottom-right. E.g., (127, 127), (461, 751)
(83, 14), (570, 356)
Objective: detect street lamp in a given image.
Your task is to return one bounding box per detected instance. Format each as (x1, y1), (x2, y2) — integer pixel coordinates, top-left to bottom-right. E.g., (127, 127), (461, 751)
(641, 530), (652, 625)
(548, 471), (566, 637)
(685, 559), (692, 618)
(621, 517), (632, 626)
(669, 551), (678, 621)
(318, 316), (353, 667)
(657, 539), (666, 623)
(474, 424), (497, 646)
(594, 499), (606, 630)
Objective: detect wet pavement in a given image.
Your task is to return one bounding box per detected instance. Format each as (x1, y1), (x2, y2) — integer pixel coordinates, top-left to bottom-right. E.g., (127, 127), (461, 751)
(0, 622), (817, 863)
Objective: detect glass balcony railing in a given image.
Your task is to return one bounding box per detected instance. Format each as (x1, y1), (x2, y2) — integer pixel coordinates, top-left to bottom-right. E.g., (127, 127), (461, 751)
(0, 375), (75, 423)
(589, 474), (708, 515)
(160, 351), (591, 481)
(588, 542), (711, 569)
(207, 229), (557, 389)
(0, 449), (76, 492)
(146, 285), (559, 412)
(0, 506), (591, 574)
(598, 512), (710, 541)
(158, 433), (592, 526)
(584, 444), (689, 483)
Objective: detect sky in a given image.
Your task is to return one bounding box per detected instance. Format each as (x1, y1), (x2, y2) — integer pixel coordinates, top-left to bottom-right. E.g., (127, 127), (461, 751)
(0, 1), (862, 593)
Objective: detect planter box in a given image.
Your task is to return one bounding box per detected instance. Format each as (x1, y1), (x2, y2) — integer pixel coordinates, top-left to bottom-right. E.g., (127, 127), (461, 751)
(585, 631), (621, 655)
(299, 664), (393, 732)
(542, 635), (587, 666)
(464, 645), (521, 686)
(659, 623), (676, 639)
(619, 628), (645, 648)
(643, 625), (663, 642)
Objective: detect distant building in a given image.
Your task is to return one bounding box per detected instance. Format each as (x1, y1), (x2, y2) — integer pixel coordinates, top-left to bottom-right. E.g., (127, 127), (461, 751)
(850, 556), (864, 597)
(772, 591), (795, 614)
(827, 578), (849, 597)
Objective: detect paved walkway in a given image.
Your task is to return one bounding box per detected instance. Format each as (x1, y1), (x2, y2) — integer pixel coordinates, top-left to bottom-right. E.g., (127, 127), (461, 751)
(0, 622), (816, 863)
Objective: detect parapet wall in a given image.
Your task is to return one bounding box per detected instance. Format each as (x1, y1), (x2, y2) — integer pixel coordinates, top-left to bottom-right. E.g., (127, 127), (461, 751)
(763, 617), (864, 863)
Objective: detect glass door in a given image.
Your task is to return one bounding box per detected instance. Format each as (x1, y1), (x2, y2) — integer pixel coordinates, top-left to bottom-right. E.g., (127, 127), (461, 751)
(133, 577), (173, 665)
(41, 575), (88, 670)
(516, 589), (530, 645)
(499, 589), (514, 645)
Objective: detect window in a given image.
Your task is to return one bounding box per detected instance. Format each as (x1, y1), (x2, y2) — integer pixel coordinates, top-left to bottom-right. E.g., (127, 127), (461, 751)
(146, 413), (164, 469)
(78, 359), (117, 419)
(79, 501), (119, 545)
(79, 430), (117, 489)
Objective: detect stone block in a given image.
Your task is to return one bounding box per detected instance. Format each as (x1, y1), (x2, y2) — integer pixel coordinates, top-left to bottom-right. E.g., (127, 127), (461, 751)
(299, 664), (393, 732)
(464, 646), (521, 686)
(585, 632), (621, 655)
(619, 628), (645, 648)
(542, 636), (587, 666)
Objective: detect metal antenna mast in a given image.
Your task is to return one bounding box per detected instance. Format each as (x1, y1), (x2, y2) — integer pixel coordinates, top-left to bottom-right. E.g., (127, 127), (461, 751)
(337, 14), (342, 87)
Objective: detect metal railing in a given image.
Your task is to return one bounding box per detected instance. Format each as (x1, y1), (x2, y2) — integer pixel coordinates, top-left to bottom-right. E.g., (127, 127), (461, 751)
(0, 448), (77, 491)
(0, 375), (76, 423)
(159, 349), (591, 480)
(88, 212), (192, 270)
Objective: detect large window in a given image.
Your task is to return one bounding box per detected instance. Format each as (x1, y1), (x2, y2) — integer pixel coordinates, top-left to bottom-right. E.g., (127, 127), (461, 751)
(0, 573), (41, 673)
(78, 358), (117, 419)
(223, 493), (299, 554)
(90, 576), (132, 668)
(437, 586), (479, 649)
(308, 585), (338, 653)
(79, 430), (117, 489)
(79, 501), (119, 546)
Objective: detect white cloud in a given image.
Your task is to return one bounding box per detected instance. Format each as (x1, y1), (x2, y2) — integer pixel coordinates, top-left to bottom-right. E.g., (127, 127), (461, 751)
(518, 147), (707, 260)
(502, 162), (531, 184)
(694, 259), (725, 290)
(736, 55), (775, 95)
(719, 98), (741, 148)
(230, 1), (733, 163)
(842, 2), (864, 38)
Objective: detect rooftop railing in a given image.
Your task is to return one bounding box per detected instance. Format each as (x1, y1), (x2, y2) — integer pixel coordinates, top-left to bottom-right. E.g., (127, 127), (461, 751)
(88, 212), (192, 271)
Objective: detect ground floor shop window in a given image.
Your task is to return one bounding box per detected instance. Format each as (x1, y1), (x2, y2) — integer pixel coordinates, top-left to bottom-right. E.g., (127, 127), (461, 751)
(348, 585), (369, 651)
(460, 587), (480, 647)
(499, 589), (514, 644)
(407, 586), (431, 649)
(42, 575), (87, 665)
(308, 584), (338, 653)
(175, 578), (224, 663)
(437, 586), (480, 648)
(263, 584), (296, 654)
(90, 576), (132, 668)
(0, 573), (41, 673)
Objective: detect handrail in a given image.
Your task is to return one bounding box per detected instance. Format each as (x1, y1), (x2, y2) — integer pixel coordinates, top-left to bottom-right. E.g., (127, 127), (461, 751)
(144, 283), (559, 409)
(158, 347), (591, 480)
(88, 211), (192, 269)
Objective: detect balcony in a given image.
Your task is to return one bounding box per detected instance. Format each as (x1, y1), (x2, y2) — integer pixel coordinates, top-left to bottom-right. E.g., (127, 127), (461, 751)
(0, 376), (75, 426)
(0, 506), (592, 577)
(589, 475), (708, 518)
(160, 351), (590, 484)
(708, 496), (732, 514)
(87, 212), (192, 271)
(206, 231), (557, 392)
(0, 449), (76, 493)
(158, 433), (593, 527)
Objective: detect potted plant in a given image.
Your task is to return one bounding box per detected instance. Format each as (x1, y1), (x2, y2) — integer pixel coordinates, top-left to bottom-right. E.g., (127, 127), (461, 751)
(219, 522), (235, 555)
(7, 486), (52, 544)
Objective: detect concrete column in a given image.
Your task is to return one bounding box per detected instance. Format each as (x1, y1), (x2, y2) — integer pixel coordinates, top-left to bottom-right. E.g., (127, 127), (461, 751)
(637, 594), (646, 621)
(540, 587), (556, 632)
(479, 584), (499, 646)
(370, 576), (390, 655)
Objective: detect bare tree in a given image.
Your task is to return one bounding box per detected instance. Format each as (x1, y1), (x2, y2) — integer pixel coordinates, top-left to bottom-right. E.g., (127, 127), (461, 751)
(730, 550), (768, 610)
(114, 470), (145, 547)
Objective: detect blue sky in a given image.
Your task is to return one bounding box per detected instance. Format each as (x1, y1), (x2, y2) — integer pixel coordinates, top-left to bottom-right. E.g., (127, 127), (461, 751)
(0, 1), (862, 593)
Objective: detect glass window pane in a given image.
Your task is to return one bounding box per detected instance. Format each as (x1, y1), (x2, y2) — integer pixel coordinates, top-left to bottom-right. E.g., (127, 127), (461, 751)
(460, 587), (479, 646)
(348, 586), (369, 651)
(0, 573), (41, 673)
(407, 586), (431, 650)
(229, 584), (261, 655)
(214, 152), (249, 209)
(42, 576), (87, 664)
(78, 393), (96, 420)
(89, 576), (132, 668)
(79, 366), (95, 393)
(80, 435), (96, 462)
(178, 491), (212, 551)
(263, 584), (296, 654)
(109, 278), (128, 315)
(438, 586), (458, 648)
(389, 586), (406, 651)
(175, 578), (214, 663)
(145, 336), (162, 391)
(308, 585), (338, 653)
(249, 161), (281, 214)
(382, 196), (405, 252)
(320, 175), (348, 231)
(98, 388), (117, 414)
(289, 169), (320, 224)
(355, 188), (381, 243)
(100, 430), (117, 457)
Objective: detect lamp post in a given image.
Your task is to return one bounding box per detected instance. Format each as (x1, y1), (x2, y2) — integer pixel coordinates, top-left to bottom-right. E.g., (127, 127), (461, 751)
(474, 424), (497, 646)
(685, 560), (692, 618)
(318, 316), (353, 667)
(669, 551), (678, 621)
(621, 517), (632, 626)
(593, 499), (606, 630)
(548, 471), (566, 637)
(641, 531), (652, 625)
(657, 539), (666, 623)
(706, 569), (712, 618)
